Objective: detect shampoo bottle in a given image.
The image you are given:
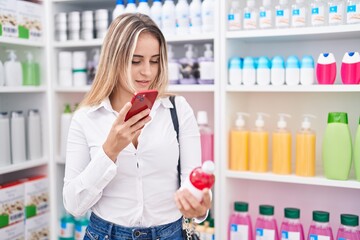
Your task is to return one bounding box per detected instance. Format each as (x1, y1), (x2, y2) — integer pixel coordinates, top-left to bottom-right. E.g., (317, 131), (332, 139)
(150, 0), (162, 28)
(198, 43), (215, 85)
(179, 44), (199, 84)
(189, 0), (202, 34)
(341, 51), (360, 84)
(323, 112), (352, 180)
(257, 56), (271, 86)
(307, 211), (334, 240)
(4, 50), (23, 86)
(271, 56), (286, 86)
(354, 116), (360, 181)
(22, 51), (40, 86)
(316, 53), (337, 84)
(255, 205), (279, 240)
(272, 113), (292, 175)
(167, 44), (180, 84)
(10, 111), (27, 164)
(228, 57), (243, 86)
(175, 0), (190, 35)
(336, 214), (359, 240)
(197, 111), (214, 163)
(249, 113), (269, 172)
(229, 201), (253, 240)
(61, 104), (73, 160)
(0, 112), (11, 167)
(229, 112), (250, 171)
(300, 55), (315, 85)
(27, 109), (42, 160)
(295, 114), (316, 177)
(112, 0), (125, 20)
(280, 208), (305, 240)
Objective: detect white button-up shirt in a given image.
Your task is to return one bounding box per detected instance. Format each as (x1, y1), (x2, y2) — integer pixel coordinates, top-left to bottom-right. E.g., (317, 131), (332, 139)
(63, 96), (201, 227)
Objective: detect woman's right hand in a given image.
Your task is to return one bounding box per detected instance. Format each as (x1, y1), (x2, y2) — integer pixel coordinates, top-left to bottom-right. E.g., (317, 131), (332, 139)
(102, 102), (151, 162)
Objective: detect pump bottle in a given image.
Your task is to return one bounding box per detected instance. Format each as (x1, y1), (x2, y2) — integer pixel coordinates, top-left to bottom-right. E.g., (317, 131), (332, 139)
(167, 44), (180, 84)
(249, 113), (269, 172)
(22, 51), (40, 86)
(272, 113), (292, 175)
(354, 116), (360, 181)
(0, 112), (11, 167)
(180, 160), (215, 202)
(295, 114), (316, 177)
(199, 43), (214, 85)
(179, 44), (199, 84)
(27, 109), (42, 160)
(4, 50), (23, 86)
(112, 0), (125, 20)
(229, 112), (250, 171)
(197, 111), (214, 163)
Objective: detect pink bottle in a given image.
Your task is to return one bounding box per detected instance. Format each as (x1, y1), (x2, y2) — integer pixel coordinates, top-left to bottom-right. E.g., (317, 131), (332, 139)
(341, 52), (360, 84)
(280, 208), (305, 240)
(255, 205), (279, 240)
(181, 160), (215, 202)
(316, 53), (337, 84)
(197, 111), (214, 163)
(228, 201), (253, 240)
(336, 214), (359, 240)
(307, 211), (334, 240)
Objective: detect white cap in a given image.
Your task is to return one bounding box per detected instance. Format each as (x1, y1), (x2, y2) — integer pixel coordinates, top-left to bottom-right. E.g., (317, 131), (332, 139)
(279, 0), (288, 5)
(231, 0), (240, 8)
(255, 112), (269, 128)
(263, 0), (271, 6)
(6, 50), (17, 61)
(25, 51), (34, 62)
(185, 44), (195, 59)
(197, 111), (208, 125)
(277, 113), (291, 129)
(235, 112), (250, 128)
(202, 160), (215, 174)
(247, 0), (255, 7)
(301, 114), (316, 129)
(204, 44), (213, 58)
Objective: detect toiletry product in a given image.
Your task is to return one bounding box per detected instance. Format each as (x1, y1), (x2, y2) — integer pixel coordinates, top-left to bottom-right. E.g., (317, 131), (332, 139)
(201, 0), (215, 33)
(0, 60), (5, 86)
(259, 0), (273, 29)
(197, 111), (214, 163)
(316, 53), (337, 84)
(280, 208), (305, 240)
(125, 0), (137, 13)
(291, 0), (307, 27)
(176, 0), (190, 35)
(10, 111), (27, 164)
(167, 44), (181, 84)
(249, 113), (269, 172)
(59, 212), (75, 240)
(228, 0), (242, 30)
(346, 0), (360, 24)
(228, 57), (243, 85)
(4, 50), (22, 86)
(310, 0), (327, 26)
(285, 55), (300, 85)
(189, 0), (202, 33)
(328, 0), (345, 25)
(341, 51), (360, 84)
(336, 214), (359, 240)
(137, 0), (150, 15)
(199, 43), (215, 84)
(243, 56), (256, 85)
(81, 10), (94, 41)
(0, 112), (11, 167)
(243, 0), (258, 30)
(354, 116), (360, 181)
(179, 44), (199, 84)
(275, 0), (290, 28)
(150, 0), (162, 28)
(60, 104), (73, 160)
(255, 205), (279, 240)
(257, 56), (271, 86)
(27, 109), (42, 160)
(307, 211), (334, 240)
(22, 51), (40, 86)
(229, 201), (253, 240)
(59, 51), (73, 87)
(300, 55), (315, 85)
(271, 56), (286, 85)
(113, 0), (125, 20)
(68, 11), (80, 41)
(162, 0), (176, 35)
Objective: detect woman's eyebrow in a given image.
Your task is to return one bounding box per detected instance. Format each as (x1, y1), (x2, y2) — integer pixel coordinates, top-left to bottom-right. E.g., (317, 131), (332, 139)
(133, 54), (160, 58)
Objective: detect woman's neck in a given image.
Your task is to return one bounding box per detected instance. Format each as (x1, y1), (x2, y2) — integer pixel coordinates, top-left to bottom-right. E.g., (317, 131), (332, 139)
(109, 87), (133, 113)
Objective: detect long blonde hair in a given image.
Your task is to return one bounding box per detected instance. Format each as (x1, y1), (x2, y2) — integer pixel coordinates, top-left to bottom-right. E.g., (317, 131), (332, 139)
(80, 13), (168, 107)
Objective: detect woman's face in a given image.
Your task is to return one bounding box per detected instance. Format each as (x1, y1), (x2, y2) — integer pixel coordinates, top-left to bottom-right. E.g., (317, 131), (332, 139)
(131, 32), (160, 92)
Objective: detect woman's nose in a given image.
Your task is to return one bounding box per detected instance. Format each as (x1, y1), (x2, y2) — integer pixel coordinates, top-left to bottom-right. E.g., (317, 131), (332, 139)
(140, 62), (152, 76)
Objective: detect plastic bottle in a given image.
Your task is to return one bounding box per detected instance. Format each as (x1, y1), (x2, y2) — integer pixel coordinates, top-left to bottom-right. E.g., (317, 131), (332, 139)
(0, 112), (11, 167)
(10, 111), (27, 164)
(291, 0), (307, 27)
(125, 0), (137, 13)
(307, 211), (334, 240)
(112, 0), (125, 20)
(206, 218), (215, 240)
(198, 43), (215, 85)
(201, 0), (215, 33)
(328, 0), (345, 25)
(167, 44), (180, 85)
(285, 56), (300, 86)
(72, 51), (87, 87)
(58, 51), (73, 87)
(95, 9), (109, 39)
(81, 10), (94, 41)
(27, 109), (42, 160)
(310, 0), (327, 26)
(272, 113), (292, 175)
(150, 0), (162, 28)
(137, 0), (150, 15)
(323, 112), (352, 180)
(255, 205), (279, 240)
(161, 0), (176, 35)
(249, 113), (269, 172)
(300, 56), (315, 85)
(336, 214), (360, 240)
(243, 0), (258, 30)
(295, 114), (316, 177)
(59, 212), (75, 240)
(175, 0), (190, 35)
(275, 0), (290, 28)
(229, 201), (253, 240)
(68, 11), (81, 41)
(75, 216), (89, 240)
(22, 51), (40, 86)
(259, 0), (274, 29)
(189, 0), (202, 34)
(257, 56), (271, 86)
(280, 208), (305, 240)
(229, 57), (243, 86)
(4, 50), (22, 86)
(316, 53), (337, 84)
(180, 160), (215, 201)
(346, 0), (360, 24)
(271, 56), (286, 86)
(230, 112), (250, 171)
(341, 51), (360, 84)
(228, 0), (242, 30)
(179, 44), (199, 84)
(197, 111), (214, 163)
(0, 60), (5, 86)
(61, 104), (73, 160)
(243, 56), (257, 86)
(355, 116), (360, 181)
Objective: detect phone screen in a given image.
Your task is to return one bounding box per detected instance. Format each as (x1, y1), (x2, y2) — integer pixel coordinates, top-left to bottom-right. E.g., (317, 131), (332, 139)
(124, 90), (158, 121)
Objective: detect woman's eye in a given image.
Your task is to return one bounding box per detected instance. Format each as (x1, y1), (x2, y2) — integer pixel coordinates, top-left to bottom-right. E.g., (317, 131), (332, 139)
(132, 61), (141, 64)
(150, 60), (159, 64)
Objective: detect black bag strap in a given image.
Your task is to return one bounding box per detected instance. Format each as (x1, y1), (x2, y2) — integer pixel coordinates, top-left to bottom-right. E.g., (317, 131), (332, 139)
(169, 96), (181, 187)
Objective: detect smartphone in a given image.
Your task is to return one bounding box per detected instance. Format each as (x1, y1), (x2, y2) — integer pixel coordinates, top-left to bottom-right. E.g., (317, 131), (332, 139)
(124, 90), (159, 121)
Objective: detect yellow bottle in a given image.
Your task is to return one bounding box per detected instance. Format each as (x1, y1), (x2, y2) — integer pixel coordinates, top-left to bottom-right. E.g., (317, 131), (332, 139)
(296, 114), (316, 177)
(272, 114), (292, 174)
(229, 112), (250, 171)
(249, 113), (269, 172)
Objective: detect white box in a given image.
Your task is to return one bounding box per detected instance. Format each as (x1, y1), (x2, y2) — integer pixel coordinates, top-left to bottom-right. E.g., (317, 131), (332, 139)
(0, 181), (25, 228)
(0, 0), (18, 38)
(0, 221), (25, 240)
(22, 176), (49, 219)
(25, 213), (49, 240)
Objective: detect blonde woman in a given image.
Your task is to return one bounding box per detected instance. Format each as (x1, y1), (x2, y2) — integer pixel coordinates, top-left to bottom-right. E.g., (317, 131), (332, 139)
(63, 13), (211, 240)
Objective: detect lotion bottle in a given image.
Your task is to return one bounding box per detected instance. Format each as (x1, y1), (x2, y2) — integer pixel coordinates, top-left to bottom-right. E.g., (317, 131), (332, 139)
(4, 50), (23, 86)
(198, 43), (215, 85)
(271, 56), (286, 86)
(10, 111), (27, 164)
(167, 44), (181, 84)
(27, 109), (42, 160)
(0, 112), (11, 167)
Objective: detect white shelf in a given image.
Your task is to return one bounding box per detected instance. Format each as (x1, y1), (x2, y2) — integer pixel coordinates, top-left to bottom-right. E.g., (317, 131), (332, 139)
(0, 37), (45, 47)
(53, 39), (104, 48)
(165, 33), (215, 43)
(226, 84), (360, 92)
(55, 86), (91, 93)
(226, 170), (360, 189)
(0, 86), (47, 93)
(0, 158), (48, 175)
(168, 84), (215, 92)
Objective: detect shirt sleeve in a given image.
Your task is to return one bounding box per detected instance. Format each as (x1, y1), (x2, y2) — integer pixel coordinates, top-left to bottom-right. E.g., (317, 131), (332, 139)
(62, 111), (117, 217)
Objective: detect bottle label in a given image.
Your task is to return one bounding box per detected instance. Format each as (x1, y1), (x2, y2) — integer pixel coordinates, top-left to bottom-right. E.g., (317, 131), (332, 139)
(228, 13), (242, 30)
(292, 7), (306, 27)
(260, 10), (272, 28)
(244, 12), (257, 29)
(309, 234), (330, 240)
(230, 224), (249, 240)
(276, 9), (290, 27)
(60, 221), (75, 237)
(311, 6), (325, 25)
(256, 228), (275, 240)
(282, 230), (300, 240)
(329, 5), (343, 24)
(347, 4), (360, 24)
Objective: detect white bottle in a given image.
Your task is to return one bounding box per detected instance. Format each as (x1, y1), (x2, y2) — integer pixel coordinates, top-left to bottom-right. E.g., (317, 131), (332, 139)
(0, 60), (4, 86)
(198, 44), (215, 85)
(167, 44), (181, 84)
(58, 51), (73, 87)
(113, 0), (125, 20)
(189, 0), (202, 33)
(68, 11), (81, 41)
(228, 0), (242, 30)
(228, 57), (243, 85)
(328, 0), (345, 25)
(151, 0), (162, 28)
(137, 0), (150, 15)
(243, 0), (258, 30)
(125, 0), (137, 13)
(0, 112), (11, 167)
(10, 111), (27, 164)
(81, 11), (94, 41)
(179, 44), (199, 84)
(291, 0), (307, 27)
(257, 56), (271, 85)
(72, 51), (87, 87)
(4, 50), (23, 86)
(242, 56), (256, 85)
(95, 9), (109, 39)
(310, 0), (327, 26)
(300, 55), (315, 85)
(176, 0), (190, 35)
(27, 109), (42, 160)
(271, 56), (286, 85)
(275, 0), (290, 28)
(259, 0), (273, 29)
(162, 0), (176, 36)
(61, 104), (73, 160)
(201, 0), (215, 33)
(346, 0), (360, 24)
(285, 55), (301, 85)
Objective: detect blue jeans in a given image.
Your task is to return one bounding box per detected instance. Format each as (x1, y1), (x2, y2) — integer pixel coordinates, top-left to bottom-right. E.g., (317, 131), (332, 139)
(84, 213), (183, 240)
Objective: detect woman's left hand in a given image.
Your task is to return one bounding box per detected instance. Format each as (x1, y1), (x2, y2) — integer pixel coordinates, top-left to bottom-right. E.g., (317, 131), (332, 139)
(174, 188), (211, 219)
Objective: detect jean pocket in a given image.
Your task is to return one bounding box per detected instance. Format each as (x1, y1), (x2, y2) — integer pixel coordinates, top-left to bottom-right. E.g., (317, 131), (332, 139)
(84, 228), (99, 240)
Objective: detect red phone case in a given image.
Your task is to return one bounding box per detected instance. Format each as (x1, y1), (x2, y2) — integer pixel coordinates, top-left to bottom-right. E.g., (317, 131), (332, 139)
(124, 90), (158, 121)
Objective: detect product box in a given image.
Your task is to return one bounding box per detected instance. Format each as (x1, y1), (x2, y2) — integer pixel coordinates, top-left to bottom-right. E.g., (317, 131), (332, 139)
(0, 221), (25, 240)
(0, 181), (25, 228)
(16, 0), (43, 40)
(25, 212), (49, 240)
(0, 0), (18, 38)
(22, 176), (49, 219)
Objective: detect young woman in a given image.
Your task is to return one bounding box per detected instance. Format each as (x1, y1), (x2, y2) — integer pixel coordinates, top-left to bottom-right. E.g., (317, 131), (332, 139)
(63, 13), (211, 240)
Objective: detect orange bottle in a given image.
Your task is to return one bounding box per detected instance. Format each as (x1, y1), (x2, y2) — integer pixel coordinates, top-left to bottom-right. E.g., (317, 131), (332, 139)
(249, 113), (269, 172)
(296, 114), (316, 177)
(229, 112), (250, 171)
(272, 114), (292, 174)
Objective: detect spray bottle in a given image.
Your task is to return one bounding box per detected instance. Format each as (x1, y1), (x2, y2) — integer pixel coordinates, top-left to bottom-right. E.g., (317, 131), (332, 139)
(167, 44), (181, 84)
(179, 44), (199, 84)
(4, 50), (22, 86)
(230, 112), (250, 171)
(199, 43), (214, 85)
